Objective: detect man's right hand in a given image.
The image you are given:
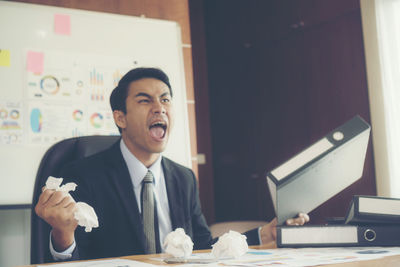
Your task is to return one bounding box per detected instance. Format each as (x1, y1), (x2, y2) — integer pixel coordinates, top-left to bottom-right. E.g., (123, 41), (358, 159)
(259, 213), (310, 244)
(35, 187), (78, 251)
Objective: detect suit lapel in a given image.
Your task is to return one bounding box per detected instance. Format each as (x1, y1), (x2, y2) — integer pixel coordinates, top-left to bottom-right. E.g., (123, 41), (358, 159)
(162, 158), (185, 230)
(105, 142), (146, 250)
(104, 148), (186, 249)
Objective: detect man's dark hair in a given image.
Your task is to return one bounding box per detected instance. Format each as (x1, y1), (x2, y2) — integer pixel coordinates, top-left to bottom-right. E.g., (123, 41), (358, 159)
(110, 67), (172, 113)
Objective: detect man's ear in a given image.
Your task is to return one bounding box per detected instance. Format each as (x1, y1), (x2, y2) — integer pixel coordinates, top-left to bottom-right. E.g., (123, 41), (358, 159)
(113, 110), (126, 129)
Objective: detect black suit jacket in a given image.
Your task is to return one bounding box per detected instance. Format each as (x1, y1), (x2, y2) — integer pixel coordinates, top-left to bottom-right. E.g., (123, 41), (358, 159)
(50, 140), (259, 261)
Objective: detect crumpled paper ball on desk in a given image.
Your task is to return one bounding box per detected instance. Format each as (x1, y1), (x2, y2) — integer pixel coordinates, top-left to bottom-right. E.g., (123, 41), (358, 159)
(211, 230), (248, 259)
(163, 228), (194, 258)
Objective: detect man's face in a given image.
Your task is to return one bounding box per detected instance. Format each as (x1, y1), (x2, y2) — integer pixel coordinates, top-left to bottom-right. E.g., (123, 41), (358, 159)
(113, 78), (173, 162)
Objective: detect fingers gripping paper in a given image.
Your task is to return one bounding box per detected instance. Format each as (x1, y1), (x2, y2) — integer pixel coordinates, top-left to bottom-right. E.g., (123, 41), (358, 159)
(45, 176), (99, 232)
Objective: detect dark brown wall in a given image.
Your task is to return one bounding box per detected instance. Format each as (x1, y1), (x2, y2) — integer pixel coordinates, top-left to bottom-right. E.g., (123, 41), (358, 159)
(194, 0), (376, 223)
(11, 0), (216, 223)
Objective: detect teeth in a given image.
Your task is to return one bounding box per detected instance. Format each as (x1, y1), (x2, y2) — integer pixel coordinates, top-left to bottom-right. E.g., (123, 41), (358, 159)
(151, 121), (166, 127)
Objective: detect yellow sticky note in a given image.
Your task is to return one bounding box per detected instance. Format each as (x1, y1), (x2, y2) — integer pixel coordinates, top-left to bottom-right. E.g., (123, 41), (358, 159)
(0, 49), (11, 67)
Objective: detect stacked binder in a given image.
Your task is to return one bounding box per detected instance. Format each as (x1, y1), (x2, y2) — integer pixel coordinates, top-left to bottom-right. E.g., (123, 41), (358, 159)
(345, 195), (400, 225)
(277, 195), (400, 247)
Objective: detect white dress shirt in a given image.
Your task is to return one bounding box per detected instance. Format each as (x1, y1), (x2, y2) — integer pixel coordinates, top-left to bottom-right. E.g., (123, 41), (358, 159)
(119, 138), (173, 249)
(51, 139), (173, 260)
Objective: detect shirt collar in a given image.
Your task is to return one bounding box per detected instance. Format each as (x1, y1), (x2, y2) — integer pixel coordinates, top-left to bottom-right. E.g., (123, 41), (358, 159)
(120, 138), (162, 188)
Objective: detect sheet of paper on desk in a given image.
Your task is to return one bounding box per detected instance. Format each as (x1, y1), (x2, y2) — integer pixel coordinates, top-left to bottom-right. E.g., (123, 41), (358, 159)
(37, 258), (156, 267)
(153, 252), (220, 265)
(219, 247), (400, 267)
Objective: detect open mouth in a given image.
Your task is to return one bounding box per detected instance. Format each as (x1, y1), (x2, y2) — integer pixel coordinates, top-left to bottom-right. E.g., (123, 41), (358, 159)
(149, 121), (167, 140)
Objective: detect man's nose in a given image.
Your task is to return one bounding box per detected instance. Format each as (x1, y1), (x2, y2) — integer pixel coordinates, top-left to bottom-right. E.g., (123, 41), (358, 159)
(152, 100), (166, 114)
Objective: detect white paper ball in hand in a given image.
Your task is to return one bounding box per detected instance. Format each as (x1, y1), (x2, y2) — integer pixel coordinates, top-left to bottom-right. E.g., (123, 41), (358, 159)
(74, 202), (99, 232)
(45, 176), (99, 232)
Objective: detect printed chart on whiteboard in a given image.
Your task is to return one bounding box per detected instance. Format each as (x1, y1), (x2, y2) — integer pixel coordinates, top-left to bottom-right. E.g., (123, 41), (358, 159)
(0, 101), (23, 145)
(24, 49), (135, 145)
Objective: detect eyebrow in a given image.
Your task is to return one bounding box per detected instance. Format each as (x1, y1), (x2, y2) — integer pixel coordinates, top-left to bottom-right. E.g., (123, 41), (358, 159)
(135, 92), (151, 98)
(160, 92), (171, 98)
(134, 92), (171, 98)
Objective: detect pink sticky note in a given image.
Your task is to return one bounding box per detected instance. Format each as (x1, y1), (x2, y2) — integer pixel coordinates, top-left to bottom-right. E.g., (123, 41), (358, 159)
(54, 14), (71, 35)
(27, 51), (44, 74)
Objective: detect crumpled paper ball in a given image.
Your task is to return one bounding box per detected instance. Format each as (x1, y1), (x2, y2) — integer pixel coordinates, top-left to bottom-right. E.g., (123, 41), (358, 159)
(74, 202), (99, 232)
(211, 230), (248, 259)
(163, 228), (194, 258)
(45, 176), (99, 232)
(46, 176), (77, 192)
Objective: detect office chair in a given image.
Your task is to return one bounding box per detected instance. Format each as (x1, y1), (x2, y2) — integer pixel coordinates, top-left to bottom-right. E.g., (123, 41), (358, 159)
(30, 135), (120, 264)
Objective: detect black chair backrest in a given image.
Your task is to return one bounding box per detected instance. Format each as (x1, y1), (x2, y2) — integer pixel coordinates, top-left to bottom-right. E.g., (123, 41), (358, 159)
(30, 135), (120, 264)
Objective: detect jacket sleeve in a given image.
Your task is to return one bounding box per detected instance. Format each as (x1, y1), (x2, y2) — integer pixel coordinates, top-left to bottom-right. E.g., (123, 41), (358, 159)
(243, 228), (261, 245)
(56, 161), (94, 261)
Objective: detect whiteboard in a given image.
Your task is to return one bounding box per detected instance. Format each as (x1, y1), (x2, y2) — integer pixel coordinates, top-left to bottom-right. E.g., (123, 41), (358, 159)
(0, 1), (191, 205)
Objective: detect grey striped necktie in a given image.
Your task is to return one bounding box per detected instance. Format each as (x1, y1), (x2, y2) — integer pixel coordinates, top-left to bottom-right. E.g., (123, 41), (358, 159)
(142, 170), (156, 254)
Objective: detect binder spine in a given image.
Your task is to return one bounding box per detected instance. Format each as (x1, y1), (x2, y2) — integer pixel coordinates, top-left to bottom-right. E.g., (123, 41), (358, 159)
(277, 225), (359, 248)
(277, 225), (400, 248)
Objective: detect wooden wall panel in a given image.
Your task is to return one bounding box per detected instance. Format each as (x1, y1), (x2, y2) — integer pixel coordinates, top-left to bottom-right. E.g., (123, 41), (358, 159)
(188, 0), (216, 223)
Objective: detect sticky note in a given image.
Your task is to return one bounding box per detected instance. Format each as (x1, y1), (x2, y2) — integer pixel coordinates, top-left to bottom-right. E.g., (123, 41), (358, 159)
(27, 51), (44, 74)
(0, 49), (11, 67)
(54, 14), (71, 35)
